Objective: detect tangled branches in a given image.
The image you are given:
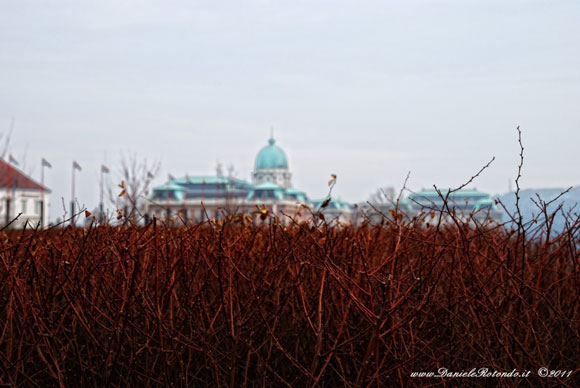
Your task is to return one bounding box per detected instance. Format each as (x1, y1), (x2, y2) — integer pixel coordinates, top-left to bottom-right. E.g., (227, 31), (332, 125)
(0, 204), (579, 387)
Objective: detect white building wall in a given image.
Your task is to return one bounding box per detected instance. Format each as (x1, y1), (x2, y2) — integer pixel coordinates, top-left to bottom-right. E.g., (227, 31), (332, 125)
(0, 189), (49, 229)
(252, 168), (292, 189)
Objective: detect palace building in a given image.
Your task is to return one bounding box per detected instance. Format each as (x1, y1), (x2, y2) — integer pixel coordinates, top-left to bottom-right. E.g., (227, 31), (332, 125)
(147, 136), (351, 224)
(361, 188), (503, 225)
(147, 136), (501, 226)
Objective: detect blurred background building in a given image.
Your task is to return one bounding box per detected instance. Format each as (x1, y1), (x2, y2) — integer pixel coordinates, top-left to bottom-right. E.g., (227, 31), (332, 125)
(146, 136), (502, 226)
(147, 136), (341, 224)
(0, 158), (50, 229)
(361, 188), (503, 225)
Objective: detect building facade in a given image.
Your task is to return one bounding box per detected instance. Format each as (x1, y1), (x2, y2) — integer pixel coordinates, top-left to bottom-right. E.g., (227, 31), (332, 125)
(147, 136), (341, 224)
(361, 188), (503, 225)
(147, 137), (501, 226)
(0, 158), (51, 229)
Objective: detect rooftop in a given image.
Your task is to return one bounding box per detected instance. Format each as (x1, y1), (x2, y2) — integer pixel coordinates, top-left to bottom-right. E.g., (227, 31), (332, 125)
(0, 159), (50, 192)
(255, 137), (289, 170)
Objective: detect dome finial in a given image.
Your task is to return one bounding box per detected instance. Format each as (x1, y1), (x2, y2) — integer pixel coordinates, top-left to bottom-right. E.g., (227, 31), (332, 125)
(269, 126), (275, 145)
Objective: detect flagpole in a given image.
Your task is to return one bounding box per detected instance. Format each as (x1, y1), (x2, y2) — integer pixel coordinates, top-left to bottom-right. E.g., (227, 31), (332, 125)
(184, 176), (188, 225)
(41, 161), (45, 228)
(201, 179), (205, 222)
(100, 168), (103, 223)
(71, 164), (75, 226)
(214, 180), (218, 220)
(4, 162), (10, 226)
(7, 159), (13, 226)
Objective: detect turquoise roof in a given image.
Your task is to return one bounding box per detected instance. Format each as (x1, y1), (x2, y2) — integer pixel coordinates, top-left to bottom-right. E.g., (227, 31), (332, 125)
(154, 182), (184, 191)
(410, 188), (488, 199)
(174, 176), (228, 184)
(174, 176), (227, 184)
(255, 138), (288, 170)
(474, 197), (497, 210)
(408, 188), (499, 211)
(285, 188), (308, 202)
(152, 181), (185, 200)
(247, 182), (285, 201)
(173, 175), (253, 188)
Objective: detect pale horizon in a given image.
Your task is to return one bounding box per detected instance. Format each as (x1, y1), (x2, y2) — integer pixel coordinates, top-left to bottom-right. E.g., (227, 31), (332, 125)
(1, 0), (578, 220)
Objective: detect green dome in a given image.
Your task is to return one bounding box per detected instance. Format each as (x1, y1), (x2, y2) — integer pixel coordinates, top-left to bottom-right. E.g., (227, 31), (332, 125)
(255, 138), (288, 170)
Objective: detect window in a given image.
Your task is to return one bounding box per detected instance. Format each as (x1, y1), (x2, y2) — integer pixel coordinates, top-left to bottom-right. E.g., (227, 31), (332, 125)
(35, 201), (42, 215)
(21, 199), (27, 214)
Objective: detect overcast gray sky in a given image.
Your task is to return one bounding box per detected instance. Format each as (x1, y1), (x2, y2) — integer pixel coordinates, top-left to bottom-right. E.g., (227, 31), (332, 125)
(1, 0), (579, 220)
